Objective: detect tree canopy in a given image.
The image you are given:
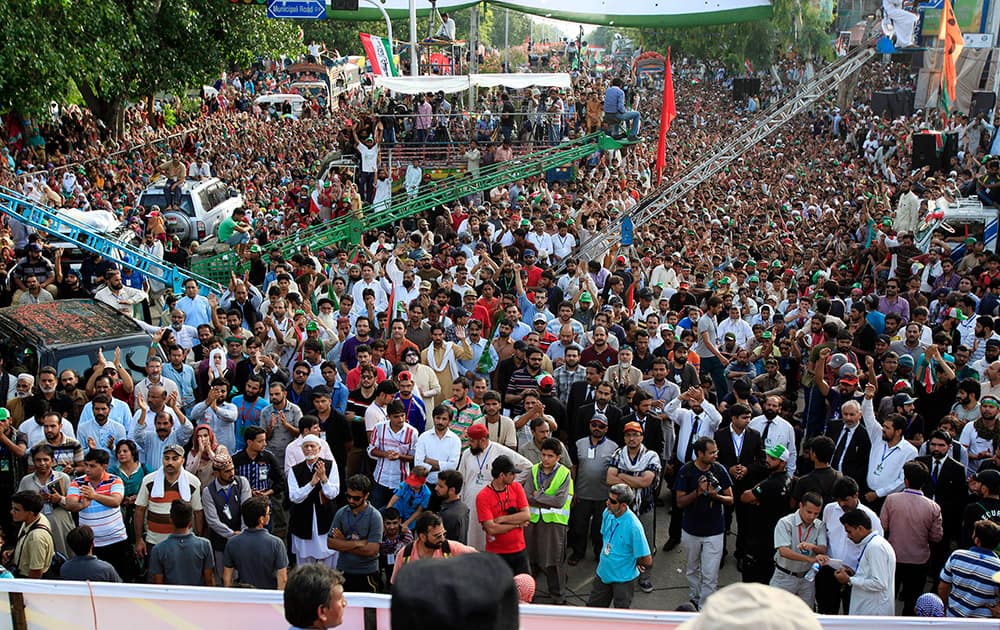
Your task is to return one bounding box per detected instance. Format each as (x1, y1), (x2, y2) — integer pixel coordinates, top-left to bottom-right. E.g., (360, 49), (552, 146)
(0, 0), (301, 135)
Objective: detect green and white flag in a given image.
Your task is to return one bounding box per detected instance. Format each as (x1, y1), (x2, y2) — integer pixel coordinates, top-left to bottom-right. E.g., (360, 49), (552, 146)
(359, 33), (399, 77)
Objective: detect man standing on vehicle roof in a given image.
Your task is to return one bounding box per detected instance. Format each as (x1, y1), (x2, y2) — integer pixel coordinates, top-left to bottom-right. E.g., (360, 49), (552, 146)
(158, 154), (187, 210)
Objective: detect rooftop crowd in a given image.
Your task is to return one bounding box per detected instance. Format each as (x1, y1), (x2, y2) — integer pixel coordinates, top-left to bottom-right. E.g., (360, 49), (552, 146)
(0, 43), (999, 620)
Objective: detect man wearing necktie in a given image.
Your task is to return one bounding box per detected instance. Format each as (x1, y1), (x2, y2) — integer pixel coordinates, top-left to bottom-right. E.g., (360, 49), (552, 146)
(825, 399), (872, 492)
(663, 388), (723, 551)
(916, 430), (969, 583)
(749, 396), (798, 478)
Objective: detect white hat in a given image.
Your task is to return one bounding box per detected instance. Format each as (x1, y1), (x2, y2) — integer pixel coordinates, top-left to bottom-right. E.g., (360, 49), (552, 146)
(301, 434), (323, 448)
(677, 583), (821, 630)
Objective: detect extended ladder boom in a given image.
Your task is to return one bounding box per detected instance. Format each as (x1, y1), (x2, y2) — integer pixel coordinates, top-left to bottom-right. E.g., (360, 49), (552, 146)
(0, 186), (224, 295)
(574, 34), (878, 264)
(194, 132), (621, 283)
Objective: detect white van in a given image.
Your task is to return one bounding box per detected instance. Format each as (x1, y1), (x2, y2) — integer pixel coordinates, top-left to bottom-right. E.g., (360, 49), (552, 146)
(914, 197), (999, 259)
(254, 93), (307, 118)
(137, 177), (243, 244)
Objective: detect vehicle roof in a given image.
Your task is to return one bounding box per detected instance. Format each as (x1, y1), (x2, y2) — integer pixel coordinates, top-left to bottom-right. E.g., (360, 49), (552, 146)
(0, 300), (146, 348)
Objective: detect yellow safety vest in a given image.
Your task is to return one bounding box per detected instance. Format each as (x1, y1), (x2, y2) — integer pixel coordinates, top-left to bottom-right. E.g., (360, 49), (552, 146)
(529, 463), (573, 525)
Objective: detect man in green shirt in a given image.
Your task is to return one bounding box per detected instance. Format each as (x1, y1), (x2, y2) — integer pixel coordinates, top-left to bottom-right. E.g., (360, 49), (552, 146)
(218, 208), (252, 256)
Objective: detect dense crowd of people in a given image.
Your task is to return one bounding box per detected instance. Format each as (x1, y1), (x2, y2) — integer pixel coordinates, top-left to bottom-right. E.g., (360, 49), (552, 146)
(1, 39), (1000, 622)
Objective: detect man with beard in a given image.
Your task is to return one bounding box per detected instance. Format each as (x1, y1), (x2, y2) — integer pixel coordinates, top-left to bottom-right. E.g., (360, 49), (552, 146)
(33, 411), (83, 475)
(749, 395), (798, 477)
(93, 269), (147, 317)
(260, 382), (302, 471)
(960, 395), (1000, 471)
(201, 451), (252, 576)
(58, 369), (89, 423)
(568, 412), (618, 566)
(423, 325), (473, 409)
(505, 346), (545, 418)
(288, 435), (340, 568)
(457, 423), (531, 551)
(389, 511), (475, 584)
(878, 278), (910, 322)
(715, 403), (765, 562)
(231, 376), (267, 452)
(385, 319), (419, 366)
(739, 444), (790, 585)
(861, 385), (918, 512)
(917, 430), (969, 579)
(960, 469), (1000, 548)
(130, 394), (193, 471)
(846, 302), (877, 358)
(134, 445), (204, 560)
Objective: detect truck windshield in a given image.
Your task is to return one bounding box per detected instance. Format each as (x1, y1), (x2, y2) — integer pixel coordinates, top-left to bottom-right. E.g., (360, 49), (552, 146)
(56, 342), (152, 383)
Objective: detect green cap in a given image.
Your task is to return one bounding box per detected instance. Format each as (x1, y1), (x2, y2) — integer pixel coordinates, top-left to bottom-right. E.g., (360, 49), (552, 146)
(765, 444), (789, 462)
(224, 336), (243, 345)
(305, 321), (319, 331)
(294, 309), (307, 316)
(579, 291), (593, 303)
(0, 408), (8, 421)
(964, 237), (976, 245)
(719, 277), (730, 285)
(249, 245), (262, 254)
(748, 275), (760, 282)
(761, 331), (772, 339)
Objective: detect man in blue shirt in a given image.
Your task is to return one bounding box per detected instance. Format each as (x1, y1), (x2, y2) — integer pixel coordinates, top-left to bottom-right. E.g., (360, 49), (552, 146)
(586, 483), (652, 609)
(603, 78), (640, 139)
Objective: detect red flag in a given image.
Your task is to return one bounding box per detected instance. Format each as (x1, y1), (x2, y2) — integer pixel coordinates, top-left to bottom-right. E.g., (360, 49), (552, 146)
(656, 48), (676, 185)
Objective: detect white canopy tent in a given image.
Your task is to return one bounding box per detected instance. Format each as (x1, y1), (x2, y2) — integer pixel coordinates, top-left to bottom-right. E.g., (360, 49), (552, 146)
(374, 73), (572, 95)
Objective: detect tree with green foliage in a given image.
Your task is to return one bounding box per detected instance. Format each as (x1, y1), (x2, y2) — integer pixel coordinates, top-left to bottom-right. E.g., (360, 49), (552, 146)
(637, 0), (832, 72)
(0, 0), (301, 137)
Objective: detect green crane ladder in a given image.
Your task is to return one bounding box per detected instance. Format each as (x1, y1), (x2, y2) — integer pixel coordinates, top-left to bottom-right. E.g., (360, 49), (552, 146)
(192, 132), (623, 284)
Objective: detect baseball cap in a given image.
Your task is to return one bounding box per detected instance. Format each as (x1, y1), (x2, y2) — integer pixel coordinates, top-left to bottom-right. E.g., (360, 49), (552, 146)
(163, 444), (185, 457)
(523, 249), (537, 258)
(973, 469), (1000, 493)
(987, 339), (1000, 349)
(305, 321), (319, 331)
(579, 291), (593, 303)
(623, 421), (644, 435)
(590, 413), (608, 426)
(0, 408), (9, 421)
(838, 375), (859, 386)
(466, 423), (489, 440)
(897, 355), (915, 368)
(537, 374), (555, 390)
(766, 444), (790, 462)
(26, 243), (42, 252)
(397, 371), (413, 382)
(678, 281), (690, 289)
(533, 313), (548, 323)
(892, 392), (916, 406)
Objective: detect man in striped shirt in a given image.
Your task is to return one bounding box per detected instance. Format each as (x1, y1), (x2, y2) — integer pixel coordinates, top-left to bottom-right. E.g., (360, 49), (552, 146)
(67, 449), (139, 582)
(368, 400), (418, 509)
(939, 519), (1000, 617)
(134, 444), (204, 560)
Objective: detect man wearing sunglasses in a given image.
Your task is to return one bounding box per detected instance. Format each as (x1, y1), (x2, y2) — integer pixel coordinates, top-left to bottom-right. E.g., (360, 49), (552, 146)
(586, 483), (652, 609)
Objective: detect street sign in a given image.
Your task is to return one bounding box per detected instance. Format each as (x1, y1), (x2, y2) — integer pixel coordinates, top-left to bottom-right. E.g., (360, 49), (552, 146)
(266, 0), (325, 19)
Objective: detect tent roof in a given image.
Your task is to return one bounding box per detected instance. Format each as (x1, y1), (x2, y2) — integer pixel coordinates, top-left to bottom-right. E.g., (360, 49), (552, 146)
(326, 0), (771, 27)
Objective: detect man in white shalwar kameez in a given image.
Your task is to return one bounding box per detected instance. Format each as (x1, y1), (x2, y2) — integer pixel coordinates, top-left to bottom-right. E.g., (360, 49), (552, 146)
(457, 423), (532, 551)
(287, 435), (341, 567)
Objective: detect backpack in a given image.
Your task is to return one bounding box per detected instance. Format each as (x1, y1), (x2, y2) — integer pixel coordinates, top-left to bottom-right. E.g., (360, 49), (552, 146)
(15, 519), (66, 579)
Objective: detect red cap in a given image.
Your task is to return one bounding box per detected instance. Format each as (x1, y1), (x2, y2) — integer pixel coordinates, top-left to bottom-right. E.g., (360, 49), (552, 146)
(466, 423), (489, 439)
(623, 421), (644, 435)
(538, 374), (555, 390)
(404, 471), (427, 488)
(397, 371), (413, 382)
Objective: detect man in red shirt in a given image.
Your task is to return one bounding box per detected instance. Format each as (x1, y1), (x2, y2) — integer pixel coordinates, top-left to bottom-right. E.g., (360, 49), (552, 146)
(475, 455), (531, 575)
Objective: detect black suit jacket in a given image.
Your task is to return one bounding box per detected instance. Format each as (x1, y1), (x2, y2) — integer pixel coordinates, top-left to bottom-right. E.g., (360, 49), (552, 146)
(825, 420), (872, 491)
(566, 381), (597, 442)
(620, 412), (665, 459)
(714, 426), (766, 492)
(916, 455), (968, 541)
(572, 402), (624, 448)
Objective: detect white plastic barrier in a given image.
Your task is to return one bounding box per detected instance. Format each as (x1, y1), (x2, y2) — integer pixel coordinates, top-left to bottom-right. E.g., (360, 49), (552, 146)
(0, 580), (996, 629)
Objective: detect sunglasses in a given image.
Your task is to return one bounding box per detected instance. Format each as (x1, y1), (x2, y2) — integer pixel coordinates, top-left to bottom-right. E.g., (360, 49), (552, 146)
(346, 493), (365, 502)
(294, 371), (309, 376)
(590, 421), (607, 427)
(607, 497), (621, 505)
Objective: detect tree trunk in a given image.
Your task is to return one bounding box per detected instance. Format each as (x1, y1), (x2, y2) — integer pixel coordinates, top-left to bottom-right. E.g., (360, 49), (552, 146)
(77, 82), (125, 139)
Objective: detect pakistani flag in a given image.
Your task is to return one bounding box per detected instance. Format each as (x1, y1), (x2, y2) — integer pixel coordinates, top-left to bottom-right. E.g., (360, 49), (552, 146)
(359, 33), (399, 77)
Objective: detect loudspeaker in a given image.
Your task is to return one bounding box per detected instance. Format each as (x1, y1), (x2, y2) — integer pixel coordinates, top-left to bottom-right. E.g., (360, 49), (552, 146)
(329, 0), (359, 9)
(912, 133), (938, 170)
(971, 91), (997, 117)
(732, 78), (761, 102)
(872, 90), (892, 116)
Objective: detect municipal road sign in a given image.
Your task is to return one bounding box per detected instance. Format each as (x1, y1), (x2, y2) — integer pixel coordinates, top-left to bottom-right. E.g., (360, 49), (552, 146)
(267, 0), (326, 19)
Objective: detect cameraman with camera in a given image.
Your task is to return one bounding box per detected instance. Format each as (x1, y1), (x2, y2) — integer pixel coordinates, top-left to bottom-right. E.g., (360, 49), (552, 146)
(674, 436), (733, 610)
